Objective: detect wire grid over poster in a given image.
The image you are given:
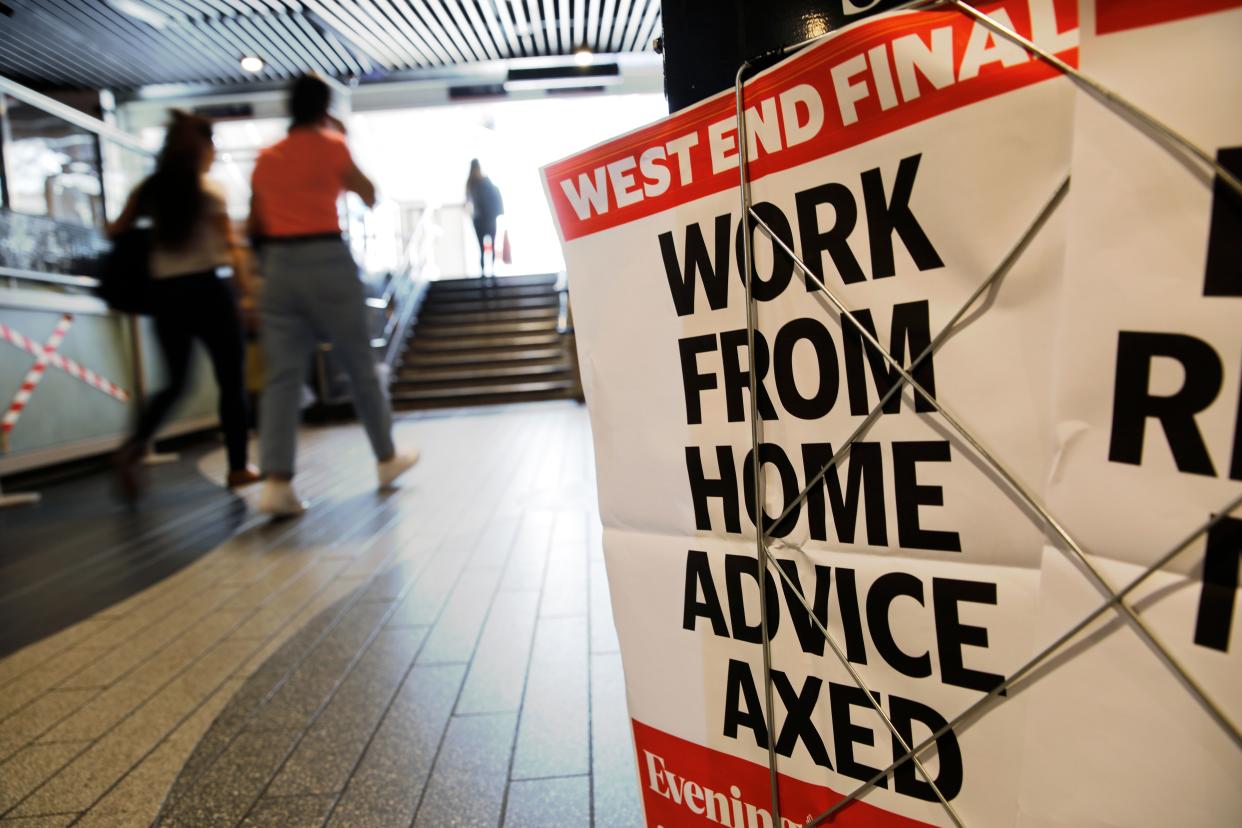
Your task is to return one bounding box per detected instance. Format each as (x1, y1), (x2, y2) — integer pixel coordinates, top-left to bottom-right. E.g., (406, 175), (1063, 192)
(730, 2), (1242, 825)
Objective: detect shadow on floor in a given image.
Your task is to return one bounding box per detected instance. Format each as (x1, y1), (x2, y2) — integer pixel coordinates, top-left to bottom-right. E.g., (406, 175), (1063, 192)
(0, 444), (248, 657)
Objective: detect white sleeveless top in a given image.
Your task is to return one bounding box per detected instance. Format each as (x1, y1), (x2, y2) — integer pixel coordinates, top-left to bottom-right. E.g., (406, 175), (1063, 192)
(150, 180), (233, 279)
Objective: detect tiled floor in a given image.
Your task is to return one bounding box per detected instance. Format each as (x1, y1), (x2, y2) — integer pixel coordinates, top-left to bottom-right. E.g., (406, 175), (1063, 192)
(0, 402), (642, 827)
(0, 442), (250, 658)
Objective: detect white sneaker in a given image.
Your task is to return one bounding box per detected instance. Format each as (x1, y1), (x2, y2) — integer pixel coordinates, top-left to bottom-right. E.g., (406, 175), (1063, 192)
(378, 450), (420, 489)
(258, 479), (307, 517)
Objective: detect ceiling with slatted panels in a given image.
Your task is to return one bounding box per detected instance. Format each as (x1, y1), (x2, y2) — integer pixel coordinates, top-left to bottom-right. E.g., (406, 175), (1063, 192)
(0, 0), (663, 89)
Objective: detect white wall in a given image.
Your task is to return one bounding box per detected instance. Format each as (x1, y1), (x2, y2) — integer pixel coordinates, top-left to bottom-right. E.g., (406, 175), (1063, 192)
(349, 92), (668, 276)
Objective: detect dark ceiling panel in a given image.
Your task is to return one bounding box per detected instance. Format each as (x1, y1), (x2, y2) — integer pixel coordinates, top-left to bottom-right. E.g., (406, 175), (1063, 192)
(0, 0), (661, 89)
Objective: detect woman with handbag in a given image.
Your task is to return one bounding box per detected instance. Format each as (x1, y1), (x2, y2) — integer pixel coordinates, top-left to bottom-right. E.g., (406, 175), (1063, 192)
(108, 110), (259, 496)
(465, 159), (504, 277)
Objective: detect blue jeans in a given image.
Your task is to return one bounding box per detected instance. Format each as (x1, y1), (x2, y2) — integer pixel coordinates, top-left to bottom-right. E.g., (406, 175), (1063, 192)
(258, 239), (394, 478)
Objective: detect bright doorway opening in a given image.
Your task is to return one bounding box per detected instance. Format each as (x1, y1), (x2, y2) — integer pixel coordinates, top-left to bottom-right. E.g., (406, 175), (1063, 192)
(348, 93), (667, 277)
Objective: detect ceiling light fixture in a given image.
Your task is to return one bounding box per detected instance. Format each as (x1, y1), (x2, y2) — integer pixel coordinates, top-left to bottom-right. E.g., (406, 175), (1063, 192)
(240, 56), (264, 73)
(574, 46), (593, 67)
(109, 0), (169, 29)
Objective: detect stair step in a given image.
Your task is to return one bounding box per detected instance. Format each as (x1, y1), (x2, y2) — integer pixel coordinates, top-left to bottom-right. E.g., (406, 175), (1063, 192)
(392, 388), (577, 410)
(431, 274), (558, 290)
(394, 365), (571, 390)
(426, 284), (559, 302)
(392, 378), (576, 405)
(400, 347), (564, 369)
(416, 319), (558, 338)
(407, 332), (563, 351)
(424, 296), (559, 314)
(417, 307), (558, 325)
(398, 354), (565, 376)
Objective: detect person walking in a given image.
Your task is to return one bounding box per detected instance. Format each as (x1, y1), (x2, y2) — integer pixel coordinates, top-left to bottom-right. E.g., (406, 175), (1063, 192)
(249, 74), (417, 517)
(465, 159), (504, 277)
(109, 110), (259, 497)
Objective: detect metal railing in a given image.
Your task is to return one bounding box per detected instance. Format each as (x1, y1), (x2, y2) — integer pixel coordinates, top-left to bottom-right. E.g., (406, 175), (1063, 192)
(0, 77), (152, 158)
(381, 205), (439, 369)
(554, 270), (583, 401)
(0, 265), (99, 291)
(310, 203), (441, 407)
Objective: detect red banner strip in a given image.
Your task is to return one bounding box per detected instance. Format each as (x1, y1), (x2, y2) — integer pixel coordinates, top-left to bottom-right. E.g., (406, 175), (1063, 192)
(1095, 0), (1242, 35)
(632, 719), (935, 827)
(544, 0), (1078, 241)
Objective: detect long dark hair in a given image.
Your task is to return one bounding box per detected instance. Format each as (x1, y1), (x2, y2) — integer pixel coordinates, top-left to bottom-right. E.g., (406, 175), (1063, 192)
(289, 74), (331, 127)
(142, 110), (212, 247)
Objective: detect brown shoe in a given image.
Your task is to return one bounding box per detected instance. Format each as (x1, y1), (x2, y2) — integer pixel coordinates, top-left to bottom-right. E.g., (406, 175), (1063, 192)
(114, 442), (145, 502)
(227, 466), (262, 488)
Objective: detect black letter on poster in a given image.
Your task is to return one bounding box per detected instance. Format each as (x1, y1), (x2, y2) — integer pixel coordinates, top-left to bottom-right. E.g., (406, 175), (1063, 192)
(679, 334), (718, 425)
(1193, 514), (1242, 652)
(686, 446), (741, 533)
(742, 443), (801, 537)
(860, 154), (945, 279)
(866, 572), (933, 678)
(801, 442), (888, 546)
(721, 328), (778, 422)
(828, 683), (887, 786)
(893, 441), (961, 553)
(774, 558), (832, 658)
(1108, 332), (1222, 476)
(796, 180), (864, 285)
(723, 659), (769, 747)
(683, 550), (730, 637)
(773, 318), (840, 420)
(725, 553), (781, 644)
(841, 300), (937, 415)
(772, 671), (833, 768)
(660, 213), (733, 316)
(735, 201), (796, 301)
(889, 696), (963, 801)
(932, 578), (1005, 694)
(1203, 147), (1242, 297)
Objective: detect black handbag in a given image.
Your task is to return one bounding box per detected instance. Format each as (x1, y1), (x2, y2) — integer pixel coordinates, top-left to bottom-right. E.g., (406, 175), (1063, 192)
(96, 226), (153, 314)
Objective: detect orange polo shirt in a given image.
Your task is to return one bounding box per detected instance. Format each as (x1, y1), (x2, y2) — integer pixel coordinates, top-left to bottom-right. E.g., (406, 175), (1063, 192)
(251, 128), (351, 237)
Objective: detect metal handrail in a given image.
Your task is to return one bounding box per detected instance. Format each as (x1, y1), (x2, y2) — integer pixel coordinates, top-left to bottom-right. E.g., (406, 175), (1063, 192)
(0, 265), (99, 290)
(381, 206), (439, 368)
(0, 75), (155, 158)
(555, 270), (573, 334)
(552, 270), (583, 401)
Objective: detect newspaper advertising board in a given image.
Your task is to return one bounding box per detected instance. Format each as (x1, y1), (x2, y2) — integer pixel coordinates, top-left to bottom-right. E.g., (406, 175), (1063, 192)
(544, 2), (1082, 824)
(1019, 2), (1242, 825)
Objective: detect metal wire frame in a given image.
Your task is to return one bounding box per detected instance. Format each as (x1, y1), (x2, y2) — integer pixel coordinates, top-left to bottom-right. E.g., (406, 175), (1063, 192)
(734, 55), (785, 828)
(945, 0), (1242, 199)
(809, 491), (1242, 825)
(750, 181), (1242, 809)
(731, 3), (1242, 825)
(755, 181), (1242, 741)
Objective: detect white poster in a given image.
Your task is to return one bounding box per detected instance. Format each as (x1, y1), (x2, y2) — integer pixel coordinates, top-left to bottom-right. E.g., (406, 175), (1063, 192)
(544, 2), (1080, 825)
(1021, 2), (1242, 825)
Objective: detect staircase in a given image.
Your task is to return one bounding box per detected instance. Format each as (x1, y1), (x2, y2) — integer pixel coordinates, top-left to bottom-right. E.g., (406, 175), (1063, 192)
(391, 274), (581, 410)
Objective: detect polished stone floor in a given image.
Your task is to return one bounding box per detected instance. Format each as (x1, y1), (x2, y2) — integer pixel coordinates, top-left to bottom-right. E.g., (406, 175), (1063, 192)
(0, 402), (642, 827)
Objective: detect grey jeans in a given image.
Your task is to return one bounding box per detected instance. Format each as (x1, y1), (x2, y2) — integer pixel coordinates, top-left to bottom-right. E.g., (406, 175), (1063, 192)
(258, 239), (394, 477)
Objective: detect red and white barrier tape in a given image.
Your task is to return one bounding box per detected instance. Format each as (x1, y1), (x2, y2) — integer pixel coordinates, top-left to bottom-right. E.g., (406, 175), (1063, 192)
(0, 319), (130, 403)
(2, 314), (74, 442)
